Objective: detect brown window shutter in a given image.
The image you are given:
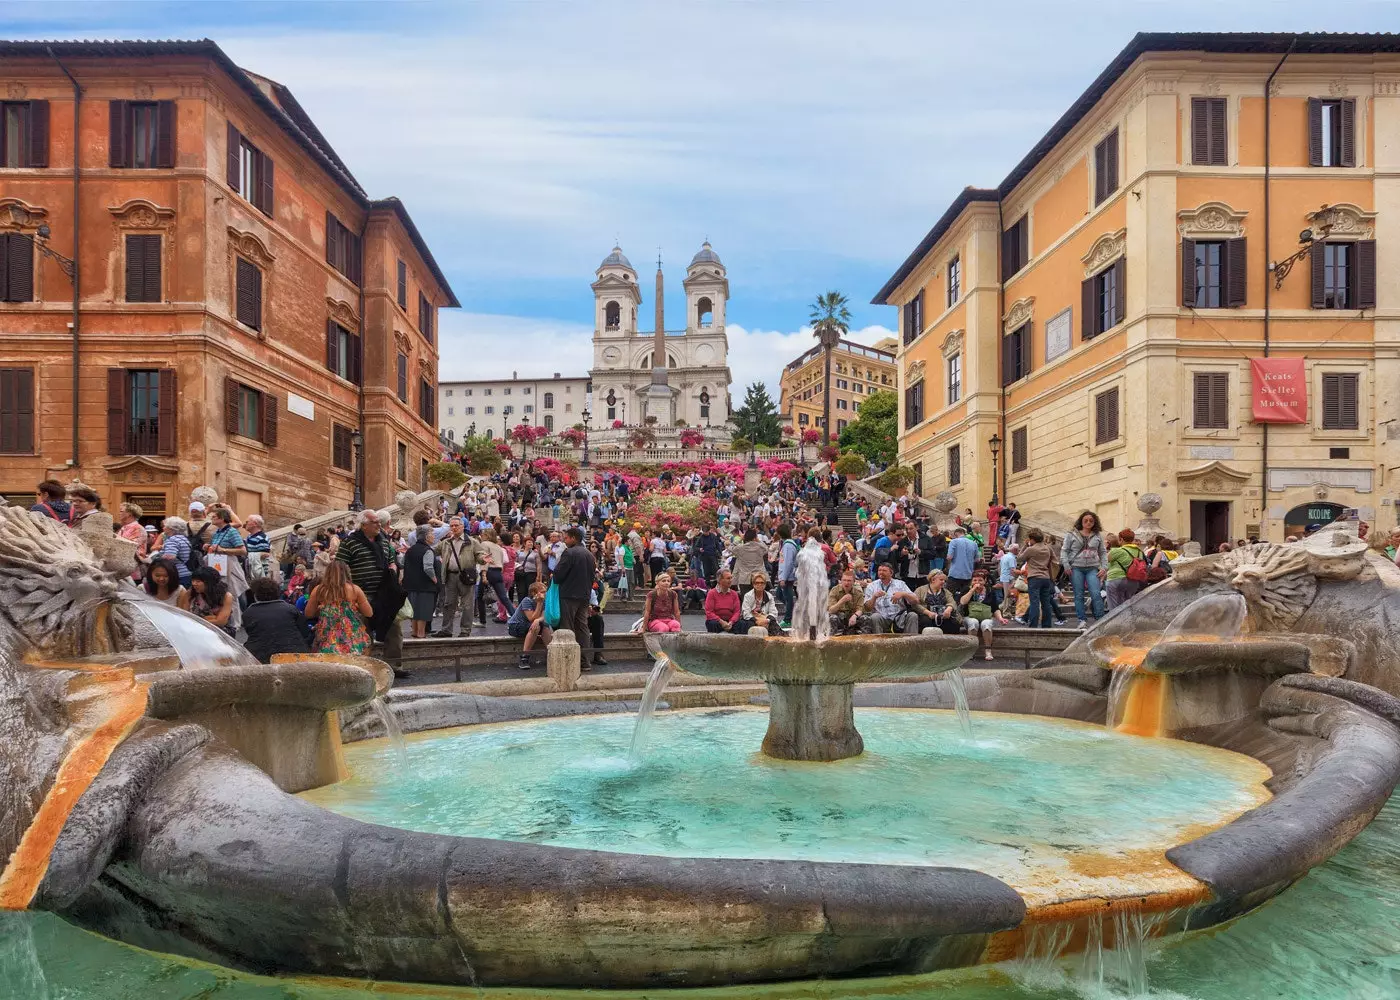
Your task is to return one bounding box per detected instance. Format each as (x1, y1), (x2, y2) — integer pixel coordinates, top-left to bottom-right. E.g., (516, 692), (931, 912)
(1339, 99), (1356, 168)
(1093, 140), (1106, 203)
(1321, 374), (1339, 428)
(1307, 98), (1322, 167)
(107, 368), (129, 455)
(1192, 373), (1210, 427)
(1000, 332), (1013, 387)
(256, 153), (274, 217)
(1181, 238), (1196, 307)
(156, 100), (176, 168)
(250, 263), (262, 329)
(1209, 98), (1227, 165)
(1340, 373), (1359, 429)
(1081, 276), (1096, 339)
(109, 101), (128, 167)
(0, 235), (7, 301)
(224, 377), (240, 436)
(226, 121), (240, 187)
(1018, 325), (1032, 378)
(236, 258), (256, 327)
(27, 100), (48, 168)
(125, 234), (144, 302)
(1113, 258), (1126, 323)
(351, 334), (363, 385)
(1355, 239), (1377, 309)
(326, 320), (339, 373)
(1310, 242), (1326, 308)
(145, 235), (162, 302)
(157, 368), (177, 455)
(397, 260), (407, 308)
(325, 212), (339, 268)
(1105, 131), (1118, 195)
(1095, 392), (1107, 444)
(260, 391), (278, 447)
(1226, 237), (1247, 307)
(7, 234), (34, 302)
(1211, 373), (1228, 427)
(1190, 98), (1208, 164)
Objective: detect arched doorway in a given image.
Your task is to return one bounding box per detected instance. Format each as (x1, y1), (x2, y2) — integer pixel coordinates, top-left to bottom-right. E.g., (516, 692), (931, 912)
(1283, 500), (1347, 539)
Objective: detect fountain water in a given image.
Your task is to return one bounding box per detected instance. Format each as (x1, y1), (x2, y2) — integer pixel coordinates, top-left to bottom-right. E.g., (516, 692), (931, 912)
(790, 537), (831, 641)
(629, 655), (677, 758)
(945, 666), (973, 737)
(1163, 592), (1247, 640)
(367, 696), (407, 765)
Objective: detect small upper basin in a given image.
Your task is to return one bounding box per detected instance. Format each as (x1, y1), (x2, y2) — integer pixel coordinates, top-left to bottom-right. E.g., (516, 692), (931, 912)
(644, 632), (977, 684)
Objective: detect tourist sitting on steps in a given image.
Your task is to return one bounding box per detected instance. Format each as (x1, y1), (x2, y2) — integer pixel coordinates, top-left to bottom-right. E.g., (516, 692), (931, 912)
(826, 568), (869, 636)
(704, 569), (743, 633)
(643, 572), (683, 633)
(241, 577), (311, 664)
(960, 571), (997, 661)
(510, 581), (552, 669)
(913, 570), (961, 635)
(738, 572), (786, 636)
(862, 562), (918, 634)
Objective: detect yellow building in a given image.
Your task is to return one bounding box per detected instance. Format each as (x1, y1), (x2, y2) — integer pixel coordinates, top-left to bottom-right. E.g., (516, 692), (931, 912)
(779, 337), (897, 438)
(874, 32), (1400, 547)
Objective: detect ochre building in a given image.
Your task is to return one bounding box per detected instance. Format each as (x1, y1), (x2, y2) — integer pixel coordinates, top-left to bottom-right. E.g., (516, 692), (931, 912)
(0, 40), (457, 524)
(778, 338), (897, 438)
(875, 32), (1400, 547)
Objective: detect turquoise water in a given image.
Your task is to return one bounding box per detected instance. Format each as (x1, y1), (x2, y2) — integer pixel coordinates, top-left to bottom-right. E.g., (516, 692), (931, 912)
(4, 709), (1398, 999)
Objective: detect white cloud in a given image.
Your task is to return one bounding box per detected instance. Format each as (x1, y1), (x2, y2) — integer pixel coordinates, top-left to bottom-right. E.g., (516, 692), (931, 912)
(726, 324), (897, 403)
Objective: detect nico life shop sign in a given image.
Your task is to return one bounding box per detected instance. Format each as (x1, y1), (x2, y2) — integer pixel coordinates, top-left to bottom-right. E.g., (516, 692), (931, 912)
(1250, 358), (1307, 423)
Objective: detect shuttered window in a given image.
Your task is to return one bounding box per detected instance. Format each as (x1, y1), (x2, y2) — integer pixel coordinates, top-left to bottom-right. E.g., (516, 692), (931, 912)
(327, 320), (363, 385)
(419, 378), (436, 425)
(1311, 240), (1376, 310)
(1081, 258), (1126, 339)
(1002, 215), (1029, 279)
(332, 423), (354, 471)
(904, 381), (924, 429)
(108, 100), (175, 169)
(396, 353), (408, 402)
(1321, 373), (1360, 430)
(223, 377), (277, 446)
(397, 442), (408, 482)
(225, 122), (274, 216)
(0, 233), (34, 302)
(947, 444), (961, 487)
(1308, 98), (1356, 168)
(1002, 323), (1032, 386)
(1182, 238), (1247, 308)
(1010, 426), (1028, 474)
(124, 234), (161, 302)
(947, 255), (960, 307)
(0, 368), (35, 454)
(1093, 128), (1119, 205)
(1, 100), (48, 168)
(947, 353), (962, 404)
(235, 257), (262, 330)
(1190, 97), (1227, 165)
(1094, 386), (1120, 445)
(1192, 372), (1230, 429)
(107, 368), (176, 456)
(902, 293), (923, 345)
(325, 212), (362, 284)
(396, 259), (407, 309)
(418, 292), (434, 344)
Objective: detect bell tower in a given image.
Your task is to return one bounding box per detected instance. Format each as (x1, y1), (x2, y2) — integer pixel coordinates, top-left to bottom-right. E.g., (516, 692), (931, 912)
(683, 241), (728, 333)
(591, 246), (640, 337)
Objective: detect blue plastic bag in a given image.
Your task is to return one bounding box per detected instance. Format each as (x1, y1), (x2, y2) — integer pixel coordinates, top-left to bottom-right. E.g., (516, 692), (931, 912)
(543, 582), (562, 628)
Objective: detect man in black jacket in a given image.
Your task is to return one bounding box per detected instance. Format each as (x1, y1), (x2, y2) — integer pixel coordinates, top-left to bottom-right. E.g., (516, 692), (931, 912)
(693, 523), (723, 585)
(552, 526), (604, 667)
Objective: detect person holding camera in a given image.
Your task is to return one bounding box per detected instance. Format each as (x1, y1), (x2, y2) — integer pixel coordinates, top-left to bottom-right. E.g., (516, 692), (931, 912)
(433, 517), (484, 638)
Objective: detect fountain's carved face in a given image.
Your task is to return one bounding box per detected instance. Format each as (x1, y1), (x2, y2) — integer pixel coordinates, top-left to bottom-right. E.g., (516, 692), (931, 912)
(1200, 544), (1317, 630)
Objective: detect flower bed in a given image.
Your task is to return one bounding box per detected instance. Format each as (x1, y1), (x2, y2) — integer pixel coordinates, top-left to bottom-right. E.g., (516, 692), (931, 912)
(625, 488), (721, 533)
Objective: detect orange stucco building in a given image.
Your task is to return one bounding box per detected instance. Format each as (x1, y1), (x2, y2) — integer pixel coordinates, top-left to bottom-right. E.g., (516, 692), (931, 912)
(875, 33), (1400, 546)
(0, 40), (457, 524)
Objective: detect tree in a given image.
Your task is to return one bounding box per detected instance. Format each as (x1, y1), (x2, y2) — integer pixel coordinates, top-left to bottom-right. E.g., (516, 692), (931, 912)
(424, 462), (467, 491)
(459, 434), (503, 475)
(833, 452), (868, 477)
(838, 389), (898, 466)
(809, 290), (852, 442)
(731, 381), (782, 446)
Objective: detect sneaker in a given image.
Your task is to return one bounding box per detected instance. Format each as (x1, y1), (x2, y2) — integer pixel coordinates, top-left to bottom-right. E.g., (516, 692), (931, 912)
(1076, 619), (1089, 630)
(592, 655), (608, 666)
(1013, 617), (1027, 625)
(517, 654), (531, 670)
(1054, 619), (1067, 627)
(432, 629), (453, 638)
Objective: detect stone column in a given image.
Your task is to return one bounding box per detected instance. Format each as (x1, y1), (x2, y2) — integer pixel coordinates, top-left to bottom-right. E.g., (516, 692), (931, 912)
(761, 682), (863, 762)
(547, 629), (581, 692)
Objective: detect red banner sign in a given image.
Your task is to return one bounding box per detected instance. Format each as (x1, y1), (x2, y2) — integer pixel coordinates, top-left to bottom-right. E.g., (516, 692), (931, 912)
(1250, 358), (1307, 423)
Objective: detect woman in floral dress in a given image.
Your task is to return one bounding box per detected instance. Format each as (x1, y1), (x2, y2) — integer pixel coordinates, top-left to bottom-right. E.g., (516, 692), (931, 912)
(304, 560), (374, 654)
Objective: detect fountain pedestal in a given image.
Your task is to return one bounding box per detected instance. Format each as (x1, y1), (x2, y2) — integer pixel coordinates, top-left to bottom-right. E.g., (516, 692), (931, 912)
(763, 682), (863, 760)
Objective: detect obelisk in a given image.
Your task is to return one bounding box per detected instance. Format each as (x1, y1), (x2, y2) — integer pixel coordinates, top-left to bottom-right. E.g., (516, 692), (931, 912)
(645, 253), (673, 424)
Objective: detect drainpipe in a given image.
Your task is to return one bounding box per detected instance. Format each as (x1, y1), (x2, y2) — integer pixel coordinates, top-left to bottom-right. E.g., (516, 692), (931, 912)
(1262, 39), (1296, 535)
(996, 201), (1006, 505)
(356, 214), (369, 506)
(48, 46), (81, 468)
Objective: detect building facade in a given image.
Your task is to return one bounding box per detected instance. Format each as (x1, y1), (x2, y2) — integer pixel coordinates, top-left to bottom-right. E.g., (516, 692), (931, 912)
(438, 373), (592, 442)
(0, 40), (457, 524)
(778, 338), (897, 436)
(875, 33), (1400, 546)
(588, 243), (732, 430)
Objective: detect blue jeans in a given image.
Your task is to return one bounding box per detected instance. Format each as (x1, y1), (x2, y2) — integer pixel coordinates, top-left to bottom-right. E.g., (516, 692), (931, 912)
(1071, 566), (1104, 622)
(1026, 577), (1056, 629)
(776, 581), (795, 622)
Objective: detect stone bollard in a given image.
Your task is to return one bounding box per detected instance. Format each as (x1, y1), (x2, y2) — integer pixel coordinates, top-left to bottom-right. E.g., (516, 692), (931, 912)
(921, 627), (941, 636)
(547, 628), (581, 692)
(748, 626), (769, 637)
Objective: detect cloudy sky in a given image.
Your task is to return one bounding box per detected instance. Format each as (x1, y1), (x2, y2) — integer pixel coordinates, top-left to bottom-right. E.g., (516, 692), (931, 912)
(9, 1), (1391, 395)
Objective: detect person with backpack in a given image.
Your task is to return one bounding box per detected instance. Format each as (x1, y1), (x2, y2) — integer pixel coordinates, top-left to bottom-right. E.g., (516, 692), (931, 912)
(149, 515), (194, 586)
(775, 521), (800, 627)
(29, 480), (73, 525)
(1105, 527), (1147, 610)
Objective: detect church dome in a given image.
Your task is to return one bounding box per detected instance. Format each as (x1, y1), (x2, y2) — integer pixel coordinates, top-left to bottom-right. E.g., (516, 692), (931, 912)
(599, 246), (634, 271)
(689, 241), (723, 269)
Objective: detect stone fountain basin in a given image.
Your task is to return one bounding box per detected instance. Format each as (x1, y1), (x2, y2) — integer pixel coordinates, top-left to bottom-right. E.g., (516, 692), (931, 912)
(644, 632), (978, 683)
(1087, 632), (1354, 678)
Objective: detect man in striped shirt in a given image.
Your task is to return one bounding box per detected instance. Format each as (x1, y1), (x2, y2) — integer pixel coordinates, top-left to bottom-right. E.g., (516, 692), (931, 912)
(336, 509), (403, 664)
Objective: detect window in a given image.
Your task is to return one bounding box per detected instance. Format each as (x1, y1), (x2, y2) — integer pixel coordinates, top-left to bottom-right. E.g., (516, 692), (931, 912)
(325, 320), (362, 385)
(564, 404), (572, 413)
(325, 213), (362, 284)
(0, 368), (34, 454)
(447, 407), (453, 416)
(446, 389), (454, 397)
(604, 301), (621, 330)
(0, 234), (34, 302)
(868, 385), (877, 394)
(1002, 323), (1031, 386)
(904, 381), (923, 428)
(396, 353), (408, 403)
(418, 291), (434, 343)
(837, 398), (848, 411)
(484, 388), (492, 396)
(544, 415), (554, 431)
(1191, 97), (1227, 165)
(947, 353), (962, 404)
(485, 428), (493, 440)
(911, 462), (922, 496)
(1093, 128), (1119, 205)
(223, 377), (276, 446)
(1192, 372), (1230, 429)
(543, 392), (554, 409)
(107, 368), (176, 457)
(124, 234), (161, 302)
(798, 412), (809, 426)
(700, 401), (710, 419)
(225, 122), (274, 216)
(396, 259), (407, 309)
(1081, 258), (1126, 339)
(947, 444), (961, 487)
(503, 387), (512, 396)
(464, 388), (472, 396)
(419, 379), (435, 424)
(1094, 386), (1120, 445)
(485, 406), (494, 415)
(522, 387), (531, 395)
(1309, 98), (1356, 168)
(696, 296), (713, 327)
(902, 293), (923, 345)
(1, 100), (48, 168)
(465, 406), (474, 415)
(836, 379), (848, 390)
(1002, 215), (1029, 279)
(235, 257), (262, 331)
(1330, 447), (1350, 460)
(524, 404), (532, 414)
(1182, 238), (1247, 309)
(947, 255), (961, 307)
(421, 458), (430, 492)
(1312, 241), (1376, 310)
(396, 442), (407, 482)
(1321, 373), (1360, 430)
(331, 424), (354, 471)
(109, 101), (174, 170)
(1010, 426), (1028, 474)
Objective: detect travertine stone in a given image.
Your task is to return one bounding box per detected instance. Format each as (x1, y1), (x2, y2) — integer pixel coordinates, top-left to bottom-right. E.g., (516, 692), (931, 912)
(547, 628), (581, 691)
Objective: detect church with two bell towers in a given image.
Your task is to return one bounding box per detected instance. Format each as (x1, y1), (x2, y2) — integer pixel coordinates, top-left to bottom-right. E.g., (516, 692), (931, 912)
(587, 242), (733, 432)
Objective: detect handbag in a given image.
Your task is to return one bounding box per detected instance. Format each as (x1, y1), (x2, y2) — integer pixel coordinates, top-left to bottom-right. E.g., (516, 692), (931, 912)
(966, 601), (993, 621)
(543, 582), (562, 628)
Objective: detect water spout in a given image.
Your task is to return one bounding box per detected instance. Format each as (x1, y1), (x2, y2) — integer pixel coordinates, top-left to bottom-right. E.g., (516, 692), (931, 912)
(1163, 592), (1247, 641)
(368, 696), (407, 766)
(629, 655), (677, 759)
(946, 667), (973, 737)
(790, 539), (831, 641)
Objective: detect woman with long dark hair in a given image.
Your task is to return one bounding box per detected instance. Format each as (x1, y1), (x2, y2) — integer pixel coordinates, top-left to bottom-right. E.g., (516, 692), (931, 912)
(1059, 510), (1107, 629)
(179, 566), (233, 632)
(143, 557), (185, 606)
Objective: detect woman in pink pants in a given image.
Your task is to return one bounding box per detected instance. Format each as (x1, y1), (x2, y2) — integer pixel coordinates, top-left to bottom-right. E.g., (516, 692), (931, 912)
(643, 572), (683, 633)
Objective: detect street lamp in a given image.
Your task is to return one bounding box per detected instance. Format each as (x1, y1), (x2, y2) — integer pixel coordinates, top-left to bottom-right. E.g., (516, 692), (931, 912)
(988, 433), (1001, 506)
(349, 429), (364, 510)
(34, 223), (76, 282)
(581, 408), (591, 467)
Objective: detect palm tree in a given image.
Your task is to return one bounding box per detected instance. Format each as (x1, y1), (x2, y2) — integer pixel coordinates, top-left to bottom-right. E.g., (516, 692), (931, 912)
(809, 291), (852, 444)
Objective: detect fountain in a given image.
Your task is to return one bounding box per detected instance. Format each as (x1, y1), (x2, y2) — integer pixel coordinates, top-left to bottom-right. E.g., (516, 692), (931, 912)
(4, 505), (1400, 995)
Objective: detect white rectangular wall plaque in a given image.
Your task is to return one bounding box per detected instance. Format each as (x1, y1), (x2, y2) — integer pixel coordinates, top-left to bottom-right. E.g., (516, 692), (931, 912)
(1045, 308), (1072, 363)
(287, 392), (315, 421)
(1267, 468), (1373, 493)
(1189, 445), (1234, 460)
